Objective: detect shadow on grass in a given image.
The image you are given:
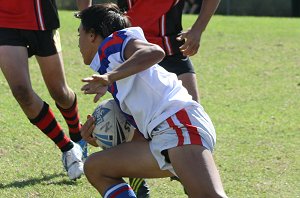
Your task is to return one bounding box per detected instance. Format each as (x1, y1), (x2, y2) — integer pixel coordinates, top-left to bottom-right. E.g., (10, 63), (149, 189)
(0, 173), (81, 189)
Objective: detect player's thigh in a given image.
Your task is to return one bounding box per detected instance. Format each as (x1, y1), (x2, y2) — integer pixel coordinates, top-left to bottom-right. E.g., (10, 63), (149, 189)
(178, 72), (199, 101)
(36, 52), (68, 91)
(168, 145), (225, 196)
(85, 141), (172, 179)
(0, 46), (31, 90)
(35, 30), (68, 92)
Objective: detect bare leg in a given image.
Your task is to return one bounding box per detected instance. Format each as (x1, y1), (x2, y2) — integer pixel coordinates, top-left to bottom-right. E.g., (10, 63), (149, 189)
(36, 52), (75, 109)
(178, 72), (200, 102)
(84, 141), (172, 196)
(0, 46), (43, 118)
(168, 145), (227, 198)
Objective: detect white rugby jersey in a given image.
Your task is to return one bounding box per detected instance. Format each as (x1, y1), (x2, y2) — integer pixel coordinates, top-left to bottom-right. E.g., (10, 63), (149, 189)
(90, 27), (198, 139)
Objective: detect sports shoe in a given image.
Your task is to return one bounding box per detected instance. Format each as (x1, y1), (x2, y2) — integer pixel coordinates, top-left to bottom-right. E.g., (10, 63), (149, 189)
(129, 178), (150, 198)
(62, 142), (84, 180)
(76, 139), (88, 161)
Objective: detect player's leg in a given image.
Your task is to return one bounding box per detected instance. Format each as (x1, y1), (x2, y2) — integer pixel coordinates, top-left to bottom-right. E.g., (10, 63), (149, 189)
(168, 145), (227, 198)
(32, 30), (84, 179)
(35, 30), (87, 157)
(161, 106), (227, 197)
(35, 30), (83, 141)
(129, 132), (150, 198)
(84, 141), (172, 197)
(0, 45), (44, 117)
(178, 72), (199, 102)
(0, 44), (78, 153)
(0, 29), (83, 180)
(159, 54), (200, 194)
(36, 52), (83, 139)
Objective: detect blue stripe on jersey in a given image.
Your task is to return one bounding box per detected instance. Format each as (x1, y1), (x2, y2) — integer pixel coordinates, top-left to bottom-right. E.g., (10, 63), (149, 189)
(97, 30), (128, 75)
(96, 29), (138, 129)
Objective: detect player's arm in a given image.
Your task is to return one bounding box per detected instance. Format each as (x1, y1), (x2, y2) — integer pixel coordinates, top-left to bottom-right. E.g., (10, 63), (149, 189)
(106, 39), (165, 83)
(178, 0), (220, 56)
(76, 0), (91, 11)
(193, 0), (220, 32)
(81, 39), (165, 102)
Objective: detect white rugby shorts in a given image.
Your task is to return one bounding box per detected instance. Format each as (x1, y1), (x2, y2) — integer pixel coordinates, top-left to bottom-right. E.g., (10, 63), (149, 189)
(149, 105), (216, 176)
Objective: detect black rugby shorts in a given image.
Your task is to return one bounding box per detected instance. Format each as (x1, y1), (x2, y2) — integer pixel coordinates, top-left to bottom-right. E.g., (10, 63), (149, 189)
(0, 28), (59, 57)
(159, 53), (195, 76)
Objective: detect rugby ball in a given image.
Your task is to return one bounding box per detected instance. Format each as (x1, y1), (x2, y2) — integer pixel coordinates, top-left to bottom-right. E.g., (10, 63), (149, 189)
(92, 98), (134, 149)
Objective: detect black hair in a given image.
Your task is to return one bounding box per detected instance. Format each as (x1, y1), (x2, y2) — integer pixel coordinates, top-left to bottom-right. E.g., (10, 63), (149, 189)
(75, 3), (131, 38)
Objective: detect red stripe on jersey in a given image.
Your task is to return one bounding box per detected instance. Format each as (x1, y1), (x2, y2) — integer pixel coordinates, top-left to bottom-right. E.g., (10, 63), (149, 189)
(109, 83), (115, 94)
(166, 117), (184, 146)
(176, 109), (202, 145)
(100, 32), (123, 61)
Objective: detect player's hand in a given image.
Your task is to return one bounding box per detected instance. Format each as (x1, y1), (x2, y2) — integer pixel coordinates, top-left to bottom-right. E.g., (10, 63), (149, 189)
(81, 115), (98, 147)
(81, 74), (110, 102)
(177, 28), (202, 56)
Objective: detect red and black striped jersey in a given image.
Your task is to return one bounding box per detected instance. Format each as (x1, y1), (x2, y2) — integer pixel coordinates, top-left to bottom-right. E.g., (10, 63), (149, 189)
(0, 0), (59, 31)
(117, 0), (185, 56)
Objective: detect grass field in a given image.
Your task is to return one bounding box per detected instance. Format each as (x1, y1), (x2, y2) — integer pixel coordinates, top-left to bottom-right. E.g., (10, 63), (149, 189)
(0, 11), (299, 198)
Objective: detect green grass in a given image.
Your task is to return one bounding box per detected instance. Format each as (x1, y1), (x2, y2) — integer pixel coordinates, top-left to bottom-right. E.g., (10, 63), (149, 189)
(0, 11), (299, 197)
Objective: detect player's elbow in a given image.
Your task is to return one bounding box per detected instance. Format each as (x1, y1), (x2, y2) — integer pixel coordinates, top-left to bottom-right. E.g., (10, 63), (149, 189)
(152, 44), (165, 62)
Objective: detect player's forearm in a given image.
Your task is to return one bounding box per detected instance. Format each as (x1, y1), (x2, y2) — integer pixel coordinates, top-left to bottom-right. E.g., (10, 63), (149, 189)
(76, 0), (91, 11)
(107, 46), (165, 83)
(192, 0), (220, 33)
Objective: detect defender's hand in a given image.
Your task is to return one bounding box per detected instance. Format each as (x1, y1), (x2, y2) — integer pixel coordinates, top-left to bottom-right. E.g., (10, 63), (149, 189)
(177, 28), (201, 56)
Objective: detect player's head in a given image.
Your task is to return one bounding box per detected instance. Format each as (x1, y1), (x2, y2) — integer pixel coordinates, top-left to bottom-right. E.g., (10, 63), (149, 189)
(76, 3), (131, 65)
(76, 3), (131, 38)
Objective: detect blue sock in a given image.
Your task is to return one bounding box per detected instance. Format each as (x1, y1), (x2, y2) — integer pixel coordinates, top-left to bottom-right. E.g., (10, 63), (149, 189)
(104, 183), (136, 198)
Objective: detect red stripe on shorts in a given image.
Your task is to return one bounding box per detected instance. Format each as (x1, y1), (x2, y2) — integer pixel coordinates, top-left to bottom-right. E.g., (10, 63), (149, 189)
(166, 117), (184, 146)
(175, 109), (202, 145)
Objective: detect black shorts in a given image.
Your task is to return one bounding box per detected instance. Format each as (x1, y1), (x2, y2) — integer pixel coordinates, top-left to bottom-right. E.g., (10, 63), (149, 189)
(0, 28), (59, 57)
(158, 53), (195, 76)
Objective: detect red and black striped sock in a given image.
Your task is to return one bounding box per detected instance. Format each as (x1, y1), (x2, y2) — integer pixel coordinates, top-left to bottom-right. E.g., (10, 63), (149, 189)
(30, 102), (73, 152)
(56, 95), (82, 142)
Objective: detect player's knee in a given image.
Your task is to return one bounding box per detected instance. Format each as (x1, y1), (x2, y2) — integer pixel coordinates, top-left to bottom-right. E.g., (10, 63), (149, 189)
(49, 86), (71, 104)
(84, 155), (96, 177)
(185, 181), (227, 198)
(11, 85), (35, 106)
(84, 153), (105, 180)
(205, 189), (228, 198)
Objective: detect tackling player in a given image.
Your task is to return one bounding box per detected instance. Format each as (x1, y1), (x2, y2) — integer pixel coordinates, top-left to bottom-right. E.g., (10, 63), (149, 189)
(0, 0), (87, 180)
